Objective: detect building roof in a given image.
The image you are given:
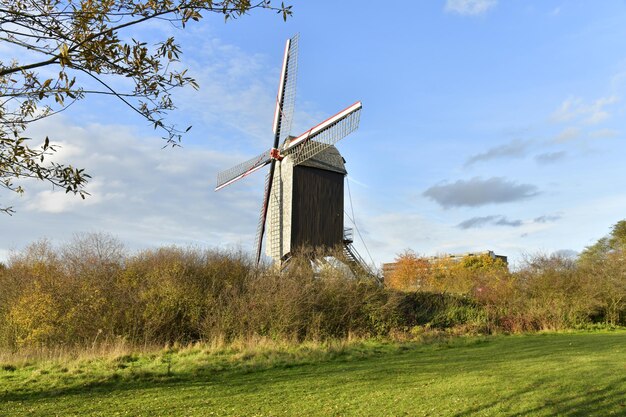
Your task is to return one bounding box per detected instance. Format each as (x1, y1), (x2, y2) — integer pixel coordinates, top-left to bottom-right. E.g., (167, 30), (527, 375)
(287, 139), (347, 175)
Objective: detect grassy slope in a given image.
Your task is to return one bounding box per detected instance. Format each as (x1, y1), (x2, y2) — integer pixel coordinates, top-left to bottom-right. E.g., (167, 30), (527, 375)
(1, 331), (626, 416)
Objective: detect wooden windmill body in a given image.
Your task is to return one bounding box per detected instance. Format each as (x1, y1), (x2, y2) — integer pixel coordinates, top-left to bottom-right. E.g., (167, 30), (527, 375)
(266, 144), (347, 263)
(215, 35), (364, 267)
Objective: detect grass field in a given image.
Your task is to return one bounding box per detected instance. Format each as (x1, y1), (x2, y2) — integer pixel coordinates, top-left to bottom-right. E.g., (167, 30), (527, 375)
(1, 331), (625, 416)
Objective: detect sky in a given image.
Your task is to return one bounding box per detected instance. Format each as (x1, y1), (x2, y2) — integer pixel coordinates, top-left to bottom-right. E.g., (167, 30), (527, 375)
(2, 0), (626, 268)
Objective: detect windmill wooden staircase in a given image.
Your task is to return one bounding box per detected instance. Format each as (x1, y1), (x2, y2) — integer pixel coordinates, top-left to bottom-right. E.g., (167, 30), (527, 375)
(342, 228), (381, 284)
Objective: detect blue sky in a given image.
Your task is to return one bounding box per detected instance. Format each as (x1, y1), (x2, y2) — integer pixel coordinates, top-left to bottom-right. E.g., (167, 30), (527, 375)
(3, 0), (626, 267)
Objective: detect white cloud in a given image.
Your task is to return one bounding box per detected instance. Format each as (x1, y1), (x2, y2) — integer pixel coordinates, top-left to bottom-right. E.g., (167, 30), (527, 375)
(26, 183), (105, 214)
(173, 35), (329, 152)
(554, 127), (581, 143)
(534, 151), (566, 164)
(457, 215), (523, 229)
(552, 96), (619, 125)
(353, 212), (448, 262)
(176, 38), (277, 147)
(589, 128), (619, 139)
(534, 214), (562, 223)
(2, 115), (266, 256)
(465, 139), (532, 166)
(445, 0), (497, 16)
(356, 209), (529, 265)
(552, 97), (582, 122)
(586, 97), (618, 124)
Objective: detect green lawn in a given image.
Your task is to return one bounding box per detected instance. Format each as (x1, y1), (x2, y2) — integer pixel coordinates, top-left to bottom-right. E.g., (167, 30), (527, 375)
(1, 331), (626, 416)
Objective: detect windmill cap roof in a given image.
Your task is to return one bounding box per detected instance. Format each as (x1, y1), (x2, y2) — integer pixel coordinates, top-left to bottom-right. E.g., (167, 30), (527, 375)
(295, 143), (347, 174)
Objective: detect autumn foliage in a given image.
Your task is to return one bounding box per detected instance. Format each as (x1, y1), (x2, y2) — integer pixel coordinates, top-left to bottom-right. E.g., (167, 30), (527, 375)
(0, 234), (399, 349)
(386, 223), (626, 333)
(1, 221), (626, 351)
(386, 251), (508, 294)
(385, 251), (431, 291)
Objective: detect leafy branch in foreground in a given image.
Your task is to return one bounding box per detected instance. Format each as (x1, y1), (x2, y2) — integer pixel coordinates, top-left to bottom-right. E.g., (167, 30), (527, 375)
(0, 0), (292, 213)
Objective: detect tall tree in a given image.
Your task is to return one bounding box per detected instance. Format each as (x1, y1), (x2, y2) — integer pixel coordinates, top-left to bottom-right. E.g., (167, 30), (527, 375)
(579, 219), (626, 264)
(386, 250), (431, 291)
(578, 220), (626, 325)
(0, 0), (292, 213)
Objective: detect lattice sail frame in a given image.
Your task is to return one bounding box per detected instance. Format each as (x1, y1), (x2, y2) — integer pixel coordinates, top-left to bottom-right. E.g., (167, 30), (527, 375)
(215, 149), (271, 191)
(273, 34), (299, 144)
(284, 102), (361, 166)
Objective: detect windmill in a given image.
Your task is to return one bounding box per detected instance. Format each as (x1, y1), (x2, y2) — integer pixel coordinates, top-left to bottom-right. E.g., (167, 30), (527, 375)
(215, 35), (366, 270)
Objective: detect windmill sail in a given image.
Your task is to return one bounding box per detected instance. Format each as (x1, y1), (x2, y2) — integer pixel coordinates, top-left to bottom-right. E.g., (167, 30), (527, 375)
(273, 34), (299, 145)
(215, 149), (272, 191)
(215, 35), (362, 267)
(254, 169), (273, 263)
(215, 34), (299, 193)
(284, 101), (362, 166)
(255, 34), (299, 262)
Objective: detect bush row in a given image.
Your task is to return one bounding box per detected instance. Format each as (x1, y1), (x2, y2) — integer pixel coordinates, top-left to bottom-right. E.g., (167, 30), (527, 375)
(2, 225), (625, 350)
(0, 235), (409, 349)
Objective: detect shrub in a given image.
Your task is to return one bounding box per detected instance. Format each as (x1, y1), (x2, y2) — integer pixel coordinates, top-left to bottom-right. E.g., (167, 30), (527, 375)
(0, 237), (393, 349)
(3, 223), (626, 351)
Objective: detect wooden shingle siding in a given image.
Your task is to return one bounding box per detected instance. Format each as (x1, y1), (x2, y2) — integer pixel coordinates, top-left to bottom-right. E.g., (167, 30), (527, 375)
(291, 165), (344, 251)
